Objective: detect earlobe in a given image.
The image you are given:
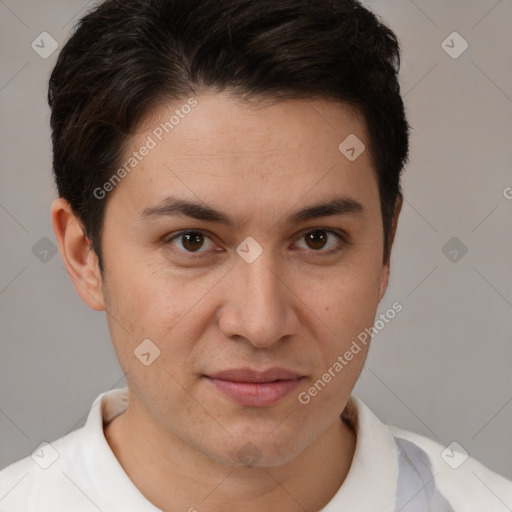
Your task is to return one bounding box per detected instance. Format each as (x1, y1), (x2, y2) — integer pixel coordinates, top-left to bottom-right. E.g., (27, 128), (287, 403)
(50, 198), (105, 311)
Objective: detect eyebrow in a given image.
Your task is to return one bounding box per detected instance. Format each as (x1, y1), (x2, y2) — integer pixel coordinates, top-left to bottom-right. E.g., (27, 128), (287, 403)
(138, 194), (364, 228)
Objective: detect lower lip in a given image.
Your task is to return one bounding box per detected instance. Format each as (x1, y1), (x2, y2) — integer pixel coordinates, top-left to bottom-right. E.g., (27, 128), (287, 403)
(205, 377), (302, 407)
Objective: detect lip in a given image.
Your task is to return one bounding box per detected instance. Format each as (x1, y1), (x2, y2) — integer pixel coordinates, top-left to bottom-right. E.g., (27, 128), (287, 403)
(204, 367), (304, 407)
(208, 368), (303, 382)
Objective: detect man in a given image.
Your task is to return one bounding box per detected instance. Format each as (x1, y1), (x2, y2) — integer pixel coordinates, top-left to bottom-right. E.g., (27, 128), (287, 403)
(0, 0), (510, 510)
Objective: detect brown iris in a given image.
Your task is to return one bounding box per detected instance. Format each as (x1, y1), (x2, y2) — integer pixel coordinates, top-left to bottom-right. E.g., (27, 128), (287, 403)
(181, 232), (205, 252)
(305, 230), (328, 250)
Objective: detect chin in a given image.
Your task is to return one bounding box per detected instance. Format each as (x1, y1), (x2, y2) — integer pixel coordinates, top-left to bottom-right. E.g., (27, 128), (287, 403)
(208, 432), (307, 469)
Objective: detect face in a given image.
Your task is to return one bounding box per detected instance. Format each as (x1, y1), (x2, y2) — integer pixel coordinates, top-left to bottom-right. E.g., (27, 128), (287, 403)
(81, 92), (395, 467)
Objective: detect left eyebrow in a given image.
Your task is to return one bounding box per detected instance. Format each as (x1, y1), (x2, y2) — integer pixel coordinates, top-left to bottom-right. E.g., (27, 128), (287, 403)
(287, 195), (364, 224)
(138, 194), (365, 229)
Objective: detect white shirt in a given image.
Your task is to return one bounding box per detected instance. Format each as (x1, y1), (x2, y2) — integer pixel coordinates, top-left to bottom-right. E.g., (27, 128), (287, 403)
(1, 387), (511, 511)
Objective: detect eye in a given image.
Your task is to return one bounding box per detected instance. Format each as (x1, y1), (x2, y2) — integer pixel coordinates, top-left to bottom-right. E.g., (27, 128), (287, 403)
(164, 230), (217, 257)
(163, 228), (348, 259)
(293, 228), (347, 255)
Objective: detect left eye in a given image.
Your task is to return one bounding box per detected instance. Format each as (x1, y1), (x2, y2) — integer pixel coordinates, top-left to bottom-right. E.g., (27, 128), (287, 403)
(164, 229), (346, 257)
(293, 229), (346, 253)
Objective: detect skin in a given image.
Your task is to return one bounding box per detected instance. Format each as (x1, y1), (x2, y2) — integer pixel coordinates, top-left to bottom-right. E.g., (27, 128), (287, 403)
(51, 91), (402, 512)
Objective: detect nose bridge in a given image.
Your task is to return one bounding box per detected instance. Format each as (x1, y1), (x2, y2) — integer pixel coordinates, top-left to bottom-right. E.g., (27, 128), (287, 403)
(247, 257), (281, 306)
(221, 247), (294, 346)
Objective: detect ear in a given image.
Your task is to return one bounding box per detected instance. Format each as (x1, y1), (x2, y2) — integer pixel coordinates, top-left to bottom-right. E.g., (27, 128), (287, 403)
(377, 194), (403, 303)
(50, 198), (105, 311)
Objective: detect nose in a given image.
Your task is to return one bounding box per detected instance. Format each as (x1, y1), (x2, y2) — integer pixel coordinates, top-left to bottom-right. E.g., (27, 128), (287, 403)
(217, 249), (299, 348)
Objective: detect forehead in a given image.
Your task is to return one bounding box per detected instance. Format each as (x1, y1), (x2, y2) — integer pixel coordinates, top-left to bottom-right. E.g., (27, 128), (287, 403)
(106, 91), (378, 223)
(143, 92), (367, 155)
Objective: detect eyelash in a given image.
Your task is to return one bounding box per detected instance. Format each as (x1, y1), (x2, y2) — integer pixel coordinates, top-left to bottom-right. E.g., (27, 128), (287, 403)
(162, 228), (349, 259)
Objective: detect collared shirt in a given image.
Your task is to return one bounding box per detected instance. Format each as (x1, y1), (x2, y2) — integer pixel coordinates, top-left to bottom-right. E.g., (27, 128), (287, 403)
(0, 387), (511, 511)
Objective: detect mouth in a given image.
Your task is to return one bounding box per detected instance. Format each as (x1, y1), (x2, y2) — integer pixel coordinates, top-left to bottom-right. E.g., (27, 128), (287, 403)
(203, 368), (305, 407)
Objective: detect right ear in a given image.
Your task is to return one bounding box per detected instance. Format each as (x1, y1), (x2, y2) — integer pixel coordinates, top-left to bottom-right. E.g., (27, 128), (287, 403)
(50, 198), (106, 311)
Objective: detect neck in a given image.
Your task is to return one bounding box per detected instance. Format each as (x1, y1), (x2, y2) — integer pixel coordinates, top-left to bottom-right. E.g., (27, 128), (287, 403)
(104, 394), (356, 512)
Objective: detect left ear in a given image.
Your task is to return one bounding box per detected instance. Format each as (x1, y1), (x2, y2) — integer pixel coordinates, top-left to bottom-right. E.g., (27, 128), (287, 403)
(377, 194), (403, 303)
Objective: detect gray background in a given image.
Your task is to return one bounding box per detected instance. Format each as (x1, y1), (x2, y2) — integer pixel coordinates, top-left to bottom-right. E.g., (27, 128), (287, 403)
(1, 0), (511, 483)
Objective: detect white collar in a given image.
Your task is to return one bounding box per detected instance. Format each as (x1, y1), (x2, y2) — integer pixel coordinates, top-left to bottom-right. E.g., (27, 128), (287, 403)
(83, 387), (162, 510)
(320, 395), (398, 511)
(83, 388), (399, 511)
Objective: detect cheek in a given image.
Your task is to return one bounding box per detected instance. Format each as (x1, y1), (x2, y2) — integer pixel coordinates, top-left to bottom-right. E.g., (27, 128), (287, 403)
(315, 264), (382, 331)
(300, 258), (383, 381)
(104, 249), (184, 326)
(102, 258), (220, 375)
(100, 263), (181, 370)
(297, 273), (378, 411)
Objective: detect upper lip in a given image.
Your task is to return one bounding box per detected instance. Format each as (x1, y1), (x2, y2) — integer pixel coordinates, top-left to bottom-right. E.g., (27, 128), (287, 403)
(206, 368), (303, 383)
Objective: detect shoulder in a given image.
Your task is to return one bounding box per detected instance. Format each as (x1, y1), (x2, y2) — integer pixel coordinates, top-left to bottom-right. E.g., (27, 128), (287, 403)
(0, 427), (94, 511)
(390, 424), (512, 511)
(0, 388), (135, 512)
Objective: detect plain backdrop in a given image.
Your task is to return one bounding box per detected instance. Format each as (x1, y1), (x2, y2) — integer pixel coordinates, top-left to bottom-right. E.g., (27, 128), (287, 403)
(1, 0), (511, 480)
